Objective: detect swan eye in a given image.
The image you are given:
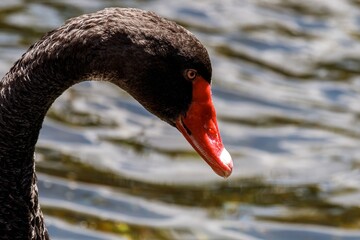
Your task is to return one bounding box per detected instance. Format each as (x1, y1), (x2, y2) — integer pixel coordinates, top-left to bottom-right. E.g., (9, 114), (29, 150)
(184, 69), (197, 81)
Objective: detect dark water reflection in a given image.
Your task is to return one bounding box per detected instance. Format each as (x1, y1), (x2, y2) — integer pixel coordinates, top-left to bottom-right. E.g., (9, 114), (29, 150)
(3, 0), (360, 239)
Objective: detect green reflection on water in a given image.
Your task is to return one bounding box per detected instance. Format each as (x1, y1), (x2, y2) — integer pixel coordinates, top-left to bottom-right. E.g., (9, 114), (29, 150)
(43, 206), (173, 240)
(36, 147), (360, 231)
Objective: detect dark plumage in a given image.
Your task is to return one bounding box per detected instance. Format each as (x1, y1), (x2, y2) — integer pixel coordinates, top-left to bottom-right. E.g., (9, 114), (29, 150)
(0, 7), (231, 239)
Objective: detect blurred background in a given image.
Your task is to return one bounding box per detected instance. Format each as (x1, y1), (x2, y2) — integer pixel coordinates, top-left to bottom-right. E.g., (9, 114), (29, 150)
(2, 0), (360, 239)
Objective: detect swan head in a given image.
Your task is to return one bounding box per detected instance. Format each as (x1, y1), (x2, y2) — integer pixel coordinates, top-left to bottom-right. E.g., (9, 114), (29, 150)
(102, 8), (233, 178)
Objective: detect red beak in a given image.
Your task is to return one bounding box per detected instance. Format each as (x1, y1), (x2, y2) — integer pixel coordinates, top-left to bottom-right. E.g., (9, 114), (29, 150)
(175, 76), (233, 178)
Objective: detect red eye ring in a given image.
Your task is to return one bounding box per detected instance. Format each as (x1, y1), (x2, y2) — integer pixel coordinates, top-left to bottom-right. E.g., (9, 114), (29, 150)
(185, 69), (197, 81)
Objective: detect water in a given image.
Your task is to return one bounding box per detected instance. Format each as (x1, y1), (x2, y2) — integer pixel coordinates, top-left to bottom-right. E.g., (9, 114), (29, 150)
(2, 0), (360, 239)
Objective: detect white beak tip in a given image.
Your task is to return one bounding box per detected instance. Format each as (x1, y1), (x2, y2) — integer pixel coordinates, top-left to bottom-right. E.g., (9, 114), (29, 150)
(220, 148), (233, 178)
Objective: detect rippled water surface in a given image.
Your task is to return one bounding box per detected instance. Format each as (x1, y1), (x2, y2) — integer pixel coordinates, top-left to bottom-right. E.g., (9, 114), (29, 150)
(3, 0), (360, 239)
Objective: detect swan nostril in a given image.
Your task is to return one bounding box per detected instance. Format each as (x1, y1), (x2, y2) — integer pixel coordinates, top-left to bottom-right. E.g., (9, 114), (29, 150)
(204, 120), (218, 139)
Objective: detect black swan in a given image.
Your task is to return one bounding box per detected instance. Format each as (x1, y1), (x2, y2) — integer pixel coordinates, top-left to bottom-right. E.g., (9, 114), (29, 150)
(0, 8), (233, 239)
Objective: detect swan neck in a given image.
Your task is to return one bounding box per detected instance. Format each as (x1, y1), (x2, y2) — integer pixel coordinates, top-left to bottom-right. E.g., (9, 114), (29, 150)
(0, 30), (92, 240)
